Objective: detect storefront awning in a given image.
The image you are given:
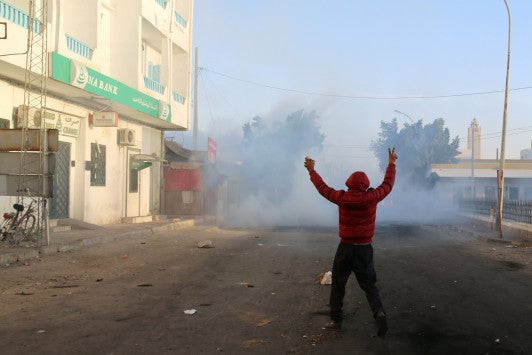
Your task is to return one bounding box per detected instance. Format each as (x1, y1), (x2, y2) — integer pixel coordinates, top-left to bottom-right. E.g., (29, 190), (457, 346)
(130, 154), (166, 170)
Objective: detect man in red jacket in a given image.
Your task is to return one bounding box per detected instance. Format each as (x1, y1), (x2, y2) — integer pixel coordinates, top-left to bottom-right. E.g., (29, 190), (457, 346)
(304, 148), (397, 336)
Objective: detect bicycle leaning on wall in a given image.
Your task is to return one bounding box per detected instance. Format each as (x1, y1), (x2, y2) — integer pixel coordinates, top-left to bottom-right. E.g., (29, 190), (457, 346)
(0, 188), (38, 245)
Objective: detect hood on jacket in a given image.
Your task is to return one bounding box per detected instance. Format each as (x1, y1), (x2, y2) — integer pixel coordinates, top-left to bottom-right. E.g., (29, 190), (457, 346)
(345, 171), (370, 191)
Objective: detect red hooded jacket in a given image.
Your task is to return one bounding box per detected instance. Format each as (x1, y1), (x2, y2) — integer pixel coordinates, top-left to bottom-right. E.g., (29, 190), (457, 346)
(309, 163), (396, 244)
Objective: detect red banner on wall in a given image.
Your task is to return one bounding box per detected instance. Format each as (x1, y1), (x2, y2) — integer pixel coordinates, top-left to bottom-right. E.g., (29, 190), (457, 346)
(164, 167), (202, 191)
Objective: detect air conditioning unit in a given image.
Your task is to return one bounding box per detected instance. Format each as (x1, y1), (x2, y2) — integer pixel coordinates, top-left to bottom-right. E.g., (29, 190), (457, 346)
(118, 128), (135, 146)
(16, 105), (42, 128)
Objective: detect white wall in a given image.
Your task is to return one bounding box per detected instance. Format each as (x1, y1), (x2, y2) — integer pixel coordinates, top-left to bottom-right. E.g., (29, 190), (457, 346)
(0, 0), (194, 225)
(0, 81), (17, 214)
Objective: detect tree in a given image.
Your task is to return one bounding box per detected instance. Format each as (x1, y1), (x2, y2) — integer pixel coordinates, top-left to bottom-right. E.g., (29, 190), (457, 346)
(238, 110), (325, 203)
(371, 118), (460, 188)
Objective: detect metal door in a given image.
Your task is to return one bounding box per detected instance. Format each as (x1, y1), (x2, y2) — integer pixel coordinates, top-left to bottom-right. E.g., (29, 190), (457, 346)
(50, 141), (71, 219)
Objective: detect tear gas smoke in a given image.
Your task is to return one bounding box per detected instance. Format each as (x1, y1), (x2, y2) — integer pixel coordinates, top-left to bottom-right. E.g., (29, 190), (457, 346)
(209, 111), (459, 229)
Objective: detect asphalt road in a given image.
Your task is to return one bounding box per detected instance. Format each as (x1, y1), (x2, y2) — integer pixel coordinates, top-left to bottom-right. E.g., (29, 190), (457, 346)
(0, 222), (530, 354)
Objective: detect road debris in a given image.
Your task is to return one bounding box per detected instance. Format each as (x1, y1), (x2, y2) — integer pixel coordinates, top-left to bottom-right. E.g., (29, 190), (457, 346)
(256, 317), (277, 327)
(51, 285), (79, 289)
(197, 240), (215, 248)
(184, 309), (197, 315)
(320, 271), (332, 285)
(137, 283), (153, 287)
(242, 339), (268, 348)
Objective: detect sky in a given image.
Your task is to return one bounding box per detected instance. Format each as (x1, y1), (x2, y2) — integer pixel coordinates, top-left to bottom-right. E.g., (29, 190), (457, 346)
(177, 0), (532, 181)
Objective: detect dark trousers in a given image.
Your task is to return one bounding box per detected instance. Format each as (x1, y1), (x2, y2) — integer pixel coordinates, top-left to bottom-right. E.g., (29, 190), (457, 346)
(330, 242), (384, 323)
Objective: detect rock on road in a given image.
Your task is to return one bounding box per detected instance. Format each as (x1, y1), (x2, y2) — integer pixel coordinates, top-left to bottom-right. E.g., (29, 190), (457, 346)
(0, 222), (530, 354)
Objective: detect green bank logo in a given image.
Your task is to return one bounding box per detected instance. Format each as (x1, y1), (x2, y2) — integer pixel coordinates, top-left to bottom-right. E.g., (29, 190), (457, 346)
(71, 59), (119, 95)
(71, 60), (89, 89)
(158, 100), (171, 122)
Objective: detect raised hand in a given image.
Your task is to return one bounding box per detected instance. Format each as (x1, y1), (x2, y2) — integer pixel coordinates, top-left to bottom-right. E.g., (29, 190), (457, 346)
(388, 147), (398, 164)
(304, 156), (315, 172)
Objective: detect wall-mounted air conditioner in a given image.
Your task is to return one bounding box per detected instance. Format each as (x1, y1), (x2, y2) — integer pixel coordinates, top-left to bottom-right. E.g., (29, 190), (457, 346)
(16, 105), (42, 128)
(118, 128), (135, 146)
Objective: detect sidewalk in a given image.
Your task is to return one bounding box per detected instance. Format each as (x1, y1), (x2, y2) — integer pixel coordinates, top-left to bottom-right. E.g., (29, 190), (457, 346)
(0, 216), (215, 266)
(460, 212), (532, 245)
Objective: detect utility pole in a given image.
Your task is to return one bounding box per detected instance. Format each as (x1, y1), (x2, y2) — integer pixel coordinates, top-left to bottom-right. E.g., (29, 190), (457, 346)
(193, 47), (198, 150)
(19, 0), (49, 246)
(471, 122), (475, 199)
(495, 0), (511, 239)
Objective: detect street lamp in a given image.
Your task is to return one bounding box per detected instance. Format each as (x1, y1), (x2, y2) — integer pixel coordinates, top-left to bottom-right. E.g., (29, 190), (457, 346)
(495, 0), (511, 239)
(394, 110), (415, 123)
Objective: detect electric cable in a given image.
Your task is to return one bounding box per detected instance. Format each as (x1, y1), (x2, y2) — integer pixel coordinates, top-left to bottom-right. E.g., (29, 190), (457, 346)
(202, 67), (532, 100)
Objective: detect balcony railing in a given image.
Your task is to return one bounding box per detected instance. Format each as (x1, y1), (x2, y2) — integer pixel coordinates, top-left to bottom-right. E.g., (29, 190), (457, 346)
(0, 0), (41, 33)
(173, 11), (187, 27)
(172, 91), (186, 104)
(144, 76), (164, 94)
(65, 34), (92, 59)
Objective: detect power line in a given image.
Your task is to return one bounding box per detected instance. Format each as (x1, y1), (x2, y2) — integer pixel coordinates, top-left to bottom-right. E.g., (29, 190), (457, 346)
(202, 67), (532, 100)
(321, 126), (532, 150)
(459, 126), (532, 142)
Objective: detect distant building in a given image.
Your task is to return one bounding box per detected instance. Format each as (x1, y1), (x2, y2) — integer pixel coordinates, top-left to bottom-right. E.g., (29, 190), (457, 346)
(163, 140), (218, 215)
(432, 121), (532, 203)
(0, 0), (194, 224)
(431, 159), (532, 202)
(521, 141), (532, 160)
(458, 119), (481, 159)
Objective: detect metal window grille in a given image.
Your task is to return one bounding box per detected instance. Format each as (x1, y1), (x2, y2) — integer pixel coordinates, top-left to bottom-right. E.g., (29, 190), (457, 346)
(90, 143), (106, 186)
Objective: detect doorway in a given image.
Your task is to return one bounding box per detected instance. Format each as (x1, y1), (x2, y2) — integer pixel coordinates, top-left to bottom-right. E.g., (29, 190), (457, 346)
(50, 141), (71, 219)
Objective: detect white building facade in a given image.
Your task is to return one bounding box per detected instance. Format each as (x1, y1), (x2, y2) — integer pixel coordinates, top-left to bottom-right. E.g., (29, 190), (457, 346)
(0, 0), (194, 224)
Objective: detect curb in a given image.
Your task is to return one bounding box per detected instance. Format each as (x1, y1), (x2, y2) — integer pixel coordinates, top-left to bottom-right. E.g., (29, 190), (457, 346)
(1, 218), (203, 266)
(478, 236), (511, 245)
(459, 212), (531, 245)
(476, 236), (532, 248)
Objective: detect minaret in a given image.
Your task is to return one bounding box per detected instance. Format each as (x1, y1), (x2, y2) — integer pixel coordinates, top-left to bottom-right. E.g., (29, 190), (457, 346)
(467, 119), (481, 159)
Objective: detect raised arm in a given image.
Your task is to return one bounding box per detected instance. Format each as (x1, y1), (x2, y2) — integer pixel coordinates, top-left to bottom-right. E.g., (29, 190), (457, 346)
(368, 147), (397, 202)
(305, 156), (345, 204)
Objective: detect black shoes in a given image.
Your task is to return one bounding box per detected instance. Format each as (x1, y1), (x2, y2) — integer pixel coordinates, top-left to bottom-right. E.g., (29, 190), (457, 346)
(375, 312), (388, 337)
(324, 313), (386, 336)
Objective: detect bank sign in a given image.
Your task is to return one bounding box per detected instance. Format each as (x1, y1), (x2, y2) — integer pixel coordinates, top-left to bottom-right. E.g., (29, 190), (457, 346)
(50, 52), (171, 122)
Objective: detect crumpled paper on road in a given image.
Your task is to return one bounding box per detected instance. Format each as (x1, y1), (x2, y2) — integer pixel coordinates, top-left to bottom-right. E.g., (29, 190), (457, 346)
(320, 271), (332, 285)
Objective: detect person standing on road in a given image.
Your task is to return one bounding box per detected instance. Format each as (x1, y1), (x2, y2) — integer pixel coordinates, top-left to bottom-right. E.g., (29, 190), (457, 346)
(304, 148), (397, 336)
